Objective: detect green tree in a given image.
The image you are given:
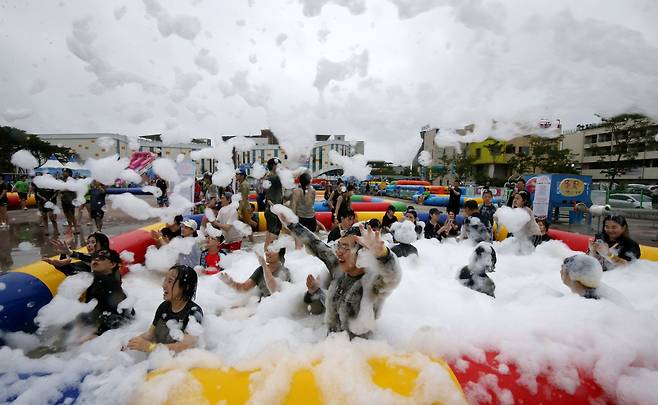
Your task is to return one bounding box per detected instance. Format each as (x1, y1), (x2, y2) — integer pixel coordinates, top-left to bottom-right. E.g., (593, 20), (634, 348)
(0, 126), (74, 172)
(590, 113), (657, 189)
(508, 152), (531, 176)
(529, 136), (579, 174)
(447, 148), (474, 181)
(484, 140), (505, 164)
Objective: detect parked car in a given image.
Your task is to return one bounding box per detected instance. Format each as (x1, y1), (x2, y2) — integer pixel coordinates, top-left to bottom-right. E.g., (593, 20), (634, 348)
(608, 194), (653, 209)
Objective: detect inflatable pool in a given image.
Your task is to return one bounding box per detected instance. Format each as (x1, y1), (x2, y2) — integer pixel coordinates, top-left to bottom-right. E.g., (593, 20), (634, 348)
(312, 201), (407, 213)
(6, 192), (37, 209)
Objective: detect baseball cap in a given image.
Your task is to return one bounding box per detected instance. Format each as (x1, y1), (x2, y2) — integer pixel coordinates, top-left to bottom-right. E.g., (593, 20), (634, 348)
(181, 219), (198, 231)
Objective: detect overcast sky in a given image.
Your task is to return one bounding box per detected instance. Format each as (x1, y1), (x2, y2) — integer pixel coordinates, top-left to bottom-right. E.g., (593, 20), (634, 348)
(1, 0), (657, 162)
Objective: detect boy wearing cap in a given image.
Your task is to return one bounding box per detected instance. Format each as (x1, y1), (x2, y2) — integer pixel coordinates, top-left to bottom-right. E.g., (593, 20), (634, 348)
(178, 219), (202, 268)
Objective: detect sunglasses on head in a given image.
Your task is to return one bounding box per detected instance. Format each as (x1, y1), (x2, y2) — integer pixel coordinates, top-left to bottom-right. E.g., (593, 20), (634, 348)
(92, 251), (113, 261)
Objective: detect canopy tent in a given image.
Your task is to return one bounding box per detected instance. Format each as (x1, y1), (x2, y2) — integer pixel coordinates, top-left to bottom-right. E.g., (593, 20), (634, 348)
(63, 156), (91, 177)
(35, 154), (65, 174)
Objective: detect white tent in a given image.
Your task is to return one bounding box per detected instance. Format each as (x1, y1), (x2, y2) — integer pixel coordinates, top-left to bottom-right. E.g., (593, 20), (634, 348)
(38, 155), (64, 169)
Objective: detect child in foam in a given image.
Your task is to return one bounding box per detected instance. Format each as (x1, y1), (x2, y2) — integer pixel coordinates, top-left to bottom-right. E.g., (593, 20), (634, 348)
(200, 234), (224, 275)
(220, 247), (290, 299)
(587, 214), (641, 272)
(127, 265), (203, 353)
(561, 255), (603, 299)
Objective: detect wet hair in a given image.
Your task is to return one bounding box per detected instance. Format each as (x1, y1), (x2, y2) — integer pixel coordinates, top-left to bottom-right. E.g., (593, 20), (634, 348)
(517, 177), (526, 185)
(482, 189), (493, 197)
(343, 226), (362, 237)
(345, 184), (355, 193)
(367, 218), (381, 230)
(406, 210), (418, 220)
(170, 265), (198, 301)
(603, 214), (630, 239)
(406, 206), (415, 212)
(174, 215), (184, 225)
(92, 249), (122, 271)
(160, 227), (175, 240)
(88, 232), (110, 251)
(464, 200), (479, 211)
(63, 168), (73, 176)
(266, 157), (280, 171)
(429, 208), (440, 216)
(562, 255), (602, 289)
(338, 209), (356, 222)
(386, 204), (396, 213)
(516, 190), (531, 207)
(299, 172), (311, 194)
(536, 218), (550, 232)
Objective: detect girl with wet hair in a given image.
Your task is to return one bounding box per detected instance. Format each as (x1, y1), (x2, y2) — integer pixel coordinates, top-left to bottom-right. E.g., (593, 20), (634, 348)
(127, 265), (203, 353)
(588, 214), (641, 271)
(44, 232), (111, 275)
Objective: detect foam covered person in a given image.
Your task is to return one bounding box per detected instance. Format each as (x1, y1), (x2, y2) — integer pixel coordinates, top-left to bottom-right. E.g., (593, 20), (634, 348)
(277, 211), (401, 339)
(220, 247), (289, 298)
(127, 265), (203, 353)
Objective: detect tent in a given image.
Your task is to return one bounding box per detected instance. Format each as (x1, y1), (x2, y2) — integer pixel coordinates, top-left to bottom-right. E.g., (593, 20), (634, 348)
(35, 154), (64, 174)
(63, 156), (91, 177)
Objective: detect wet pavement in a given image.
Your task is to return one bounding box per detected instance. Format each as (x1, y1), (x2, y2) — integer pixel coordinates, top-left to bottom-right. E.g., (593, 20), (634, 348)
(2, 199), (159, 272)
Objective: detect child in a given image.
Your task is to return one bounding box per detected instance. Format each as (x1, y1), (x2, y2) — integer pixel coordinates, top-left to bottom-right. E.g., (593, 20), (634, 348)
(201, 234), (224, 275)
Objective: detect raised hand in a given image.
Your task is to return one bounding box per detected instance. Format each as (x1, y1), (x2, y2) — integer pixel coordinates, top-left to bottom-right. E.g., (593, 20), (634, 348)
(355, 224), (387, 257)
(50, 239), (73, 256)
(306, 274), (319, 293)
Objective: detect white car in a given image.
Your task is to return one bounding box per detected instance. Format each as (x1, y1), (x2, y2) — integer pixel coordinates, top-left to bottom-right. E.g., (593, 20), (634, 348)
(608, 194), (652, 209)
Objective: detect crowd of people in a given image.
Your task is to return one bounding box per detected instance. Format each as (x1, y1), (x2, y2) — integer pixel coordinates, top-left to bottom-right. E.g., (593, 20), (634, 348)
(9, 165), (643, 355)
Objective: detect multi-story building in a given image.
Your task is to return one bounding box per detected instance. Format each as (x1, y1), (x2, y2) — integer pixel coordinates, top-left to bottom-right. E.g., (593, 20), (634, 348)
(418, 127), (460, 184)
(469, 137), (532, 181)
(232, 130), (364, 177)
(562, 120), (658, 184)
(37, 133), (215, 175)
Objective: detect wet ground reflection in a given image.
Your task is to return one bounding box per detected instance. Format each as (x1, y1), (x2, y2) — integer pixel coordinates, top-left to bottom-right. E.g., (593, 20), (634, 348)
(2, 208), (157, 272)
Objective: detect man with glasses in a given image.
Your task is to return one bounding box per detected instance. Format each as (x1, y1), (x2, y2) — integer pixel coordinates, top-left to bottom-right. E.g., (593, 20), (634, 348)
(275, 211), (401, 339)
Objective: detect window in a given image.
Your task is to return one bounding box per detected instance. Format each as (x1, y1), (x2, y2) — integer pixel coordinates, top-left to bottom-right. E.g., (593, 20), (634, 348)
(78, 144), (83, 147)
(475, 148), (481, 159)
(505, 145), (515, 153)
(518, 147), (530, 154)
(94, 153), (99, 157)
(84, 146), (89, 150)
(90, 140), (95, 143)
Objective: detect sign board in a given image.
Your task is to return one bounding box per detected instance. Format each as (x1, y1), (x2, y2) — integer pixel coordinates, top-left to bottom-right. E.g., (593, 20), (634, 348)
(175, 159), (198, 215)
(532, 175), (551, 217)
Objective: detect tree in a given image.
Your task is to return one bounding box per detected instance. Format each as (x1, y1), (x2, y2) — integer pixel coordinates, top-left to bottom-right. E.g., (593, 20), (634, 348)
(484, 140), (505, 165)
(529, 136), (579, 174)
(446, 148), (474, 181)
(0, 126), (74, 172)
(508, 152), (531, 176)
(590, 113), (657, 189)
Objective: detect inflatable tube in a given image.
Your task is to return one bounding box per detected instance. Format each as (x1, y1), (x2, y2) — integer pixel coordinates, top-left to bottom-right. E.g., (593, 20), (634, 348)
(6, 192), (37, 209)
(547, 229), (592, 252)
(450, 351), (608, 404)
(350, 195), (382, 203)
(0, 222), (163, 334)
(105, 188), (151, 195)
(423, 196), (501, 207)
(395, 180), (431, 186)
(312, 201), (407, 213)
(134, 354), (465, 404)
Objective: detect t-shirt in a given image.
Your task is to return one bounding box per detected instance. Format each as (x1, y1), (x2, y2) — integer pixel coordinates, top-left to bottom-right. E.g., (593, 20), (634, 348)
(265, 174), (283, 205)
(448, 187), (461, 209)
(248, 264), (290, 297)
(14, 180), (29, 193)
(595, 233), (641, 264)
(90, 187), (106, 210)
(391, 243), (418, 257)
(239, 180), (250, 210)
(479, 204), (497, 230)
(61, 190), (76, 205)
(327, 226), (342, 243)
(200, 250), (220, 269)
(83, 271), (133, 335)
(152, 300), (204, 345)
(424, 220), (441, 239)
(381, 213), (397, 230)
(217, 204), (242, 243)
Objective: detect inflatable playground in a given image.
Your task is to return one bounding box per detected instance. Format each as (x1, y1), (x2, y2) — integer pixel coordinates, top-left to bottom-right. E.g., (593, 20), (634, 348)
(3, 190), (658, 403)
(381, 180), (504, 207)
